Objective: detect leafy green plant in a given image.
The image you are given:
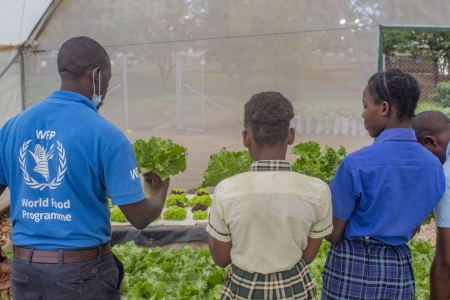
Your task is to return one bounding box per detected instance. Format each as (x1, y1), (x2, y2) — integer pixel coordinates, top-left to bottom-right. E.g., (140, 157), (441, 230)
(132, 137), (188, 179)
(199, 147), (253, 188)
(166, 194), (190, 208)
(191, 195), (213, 207)
(133, 137), (188, 197)
(193, 210), (208, 220)
(163, 206), (187, 221)
(2, 238), (436, 299)
(415, 102), (450, 117)
(110, 206), (128, 223)
(171, 188), (187, 195)
(192, 203), (208, 212)
(430, 82), (450, 107)
(112, 242), (226, 299)
(291, 142), (346, 184)
(196, 188), (210, 196)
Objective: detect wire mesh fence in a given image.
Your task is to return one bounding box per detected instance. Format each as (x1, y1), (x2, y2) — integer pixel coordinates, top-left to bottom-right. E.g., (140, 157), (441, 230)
(385, 55), (450, 104)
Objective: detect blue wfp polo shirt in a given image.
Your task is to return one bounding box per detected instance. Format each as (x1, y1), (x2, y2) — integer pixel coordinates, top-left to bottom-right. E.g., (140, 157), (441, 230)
(330, 128), (445, 246)
(0, 91), (145, 250)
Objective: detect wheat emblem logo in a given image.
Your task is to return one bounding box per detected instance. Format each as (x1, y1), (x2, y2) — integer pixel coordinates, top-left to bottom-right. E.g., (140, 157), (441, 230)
(19, 140), (67, 190)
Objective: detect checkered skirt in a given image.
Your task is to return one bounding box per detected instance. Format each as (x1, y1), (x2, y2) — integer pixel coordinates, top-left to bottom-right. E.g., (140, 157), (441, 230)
(321, 238), (415, 300)
(221, 260), (315, 300)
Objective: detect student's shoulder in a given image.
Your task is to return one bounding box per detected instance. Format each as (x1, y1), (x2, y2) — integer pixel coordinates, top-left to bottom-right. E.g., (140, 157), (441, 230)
(289, 172), (331, 199)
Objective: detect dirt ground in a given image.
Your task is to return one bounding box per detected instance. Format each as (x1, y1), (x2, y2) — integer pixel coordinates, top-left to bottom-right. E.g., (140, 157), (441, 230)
(417, 220), (437, 246)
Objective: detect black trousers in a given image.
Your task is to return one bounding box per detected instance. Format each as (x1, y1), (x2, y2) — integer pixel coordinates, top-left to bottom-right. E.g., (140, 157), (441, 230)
(11, 253), (124, 300)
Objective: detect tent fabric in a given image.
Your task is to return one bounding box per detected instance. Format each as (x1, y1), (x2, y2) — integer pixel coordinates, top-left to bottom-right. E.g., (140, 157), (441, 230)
(0, 0), (450, 206)
(0, 0), (53, 49)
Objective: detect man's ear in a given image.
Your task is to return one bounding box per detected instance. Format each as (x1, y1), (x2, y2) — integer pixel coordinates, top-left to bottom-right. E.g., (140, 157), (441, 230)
(424, 135), (438, 148)
(287, 127), (295, 145)
(242, 129), (251, 148)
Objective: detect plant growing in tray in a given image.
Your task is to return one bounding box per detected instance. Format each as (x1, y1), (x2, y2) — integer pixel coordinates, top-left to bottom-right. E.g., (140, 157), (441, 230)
(291, 141), (346, 184)
(199, 147), (253, 188)
(164, 206), (187, 221)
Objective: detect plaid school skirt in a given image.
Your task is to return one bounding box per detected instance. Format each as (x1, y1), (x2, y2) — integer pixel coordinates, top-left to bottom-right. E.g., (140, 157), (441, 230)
(321, 237), (415, 300)
(221, 259), (315, 300)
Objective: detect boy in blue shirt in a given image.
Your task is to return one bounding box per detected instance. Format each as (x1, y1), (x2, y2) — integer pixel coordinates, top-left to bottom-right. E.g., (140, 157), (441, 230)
(412, 111), (450, 300)
(322, 68), (445, 300)
(0, 37), (169, 299)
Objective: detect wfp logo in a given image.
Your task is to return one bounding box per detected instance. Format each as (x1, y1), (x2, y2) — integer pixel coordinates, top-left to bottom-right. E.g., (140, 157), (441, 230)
(19, 140), (67, 191)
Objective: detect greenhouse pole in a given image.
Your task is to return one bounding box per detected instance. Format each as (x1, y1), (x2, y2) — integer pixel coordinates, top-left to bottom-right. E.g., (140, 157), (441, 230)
(378, 26), (384, 72)
(19, 51), (26, 111)
(122, 53), (129, 128)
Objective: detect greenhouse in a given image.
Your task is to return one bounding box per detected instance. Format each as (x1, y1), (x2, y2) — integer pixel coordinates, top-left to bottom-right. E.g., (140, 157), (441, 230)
(1, 1), (450, 299)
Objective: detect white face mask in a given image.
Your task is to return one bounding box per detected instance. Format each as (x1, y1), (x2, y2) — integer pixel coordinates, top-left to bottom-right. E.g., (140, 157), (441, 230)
(92, 68), (102, 108)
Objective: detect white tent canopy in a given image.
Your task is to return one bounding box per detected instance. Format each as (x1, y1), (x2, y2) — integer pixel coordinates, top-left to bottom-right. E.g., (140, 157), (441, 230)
(0, 0), (53, 49)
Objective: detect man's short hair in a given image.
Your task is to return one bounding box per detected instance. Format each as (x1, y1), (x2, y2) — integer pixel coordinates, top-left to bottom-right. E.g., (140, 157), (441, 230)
(57, 36), (110, 78)
(411, 111), (450, 144)
(244, 91), (294, 147)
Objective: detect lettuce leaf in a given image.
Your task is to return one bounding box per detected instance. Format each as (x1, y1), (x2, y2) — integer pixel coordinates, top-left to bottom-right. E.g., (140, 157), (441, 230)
(199, 147), (253, 188)
(112, 242), (227, 299)
(291, 142), (346, 184)
(132, 137), (188, 180)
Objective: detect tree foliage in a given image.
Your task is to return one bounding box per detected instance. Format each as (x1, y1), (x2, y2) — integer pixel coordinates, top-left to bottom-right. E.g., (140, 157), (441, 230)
(384, 29), (450, 62)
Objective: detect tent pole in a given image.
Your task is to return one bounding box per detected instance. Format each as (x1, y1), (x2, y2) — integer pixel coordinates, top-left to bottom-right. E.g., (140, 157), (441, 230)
(19, 50), (26, 111)
(378, 25), (384, 72)
(0, 51), (20, 79)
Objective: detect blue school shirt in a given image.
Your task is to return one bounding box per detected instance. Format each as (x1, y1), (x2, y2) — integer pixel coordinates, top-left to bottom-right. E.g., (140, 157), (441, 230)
(330, 128), (445, 246)
(434, 143), (450, 228)
(0, 90), (145, 250)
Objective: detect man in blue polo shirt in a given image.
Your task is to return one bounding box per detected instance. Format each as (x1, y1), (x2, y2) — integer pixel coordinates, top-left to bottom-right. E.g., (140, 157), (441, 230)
(0, 36), (169, 299)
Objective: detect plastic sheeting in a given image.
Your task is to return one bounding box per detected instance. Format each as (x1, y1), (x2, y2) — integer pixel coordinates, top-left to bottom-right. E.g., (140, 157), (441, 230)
(0, 0), (450, 191)
(0, 0), (53, 48)
(111, 226), (208, 247)
(359, 0), (450, 28)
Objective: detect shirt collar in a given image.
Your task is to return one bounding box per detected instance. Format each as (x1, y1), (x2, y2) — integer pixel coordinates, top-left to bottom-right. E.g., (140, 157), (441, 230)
(48, 90), (98, 113)
(373, 128), (417, 144)
(248, 160), (292, 172)
(446, 142), (450, 160)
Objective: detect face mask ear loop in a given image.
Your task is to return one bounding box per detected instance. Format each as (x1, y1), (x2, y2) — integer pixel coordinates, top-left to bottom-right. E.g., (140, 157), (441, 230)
(92, 68), (100, 98)
(99, 70), (101, 97)
(92, 69), (97, 96)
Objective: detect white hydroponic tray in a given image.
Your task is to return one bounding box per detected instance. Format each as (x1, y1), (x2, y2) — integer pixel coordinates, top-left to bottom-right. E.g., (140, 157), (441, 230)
(111, 194), (212, 227)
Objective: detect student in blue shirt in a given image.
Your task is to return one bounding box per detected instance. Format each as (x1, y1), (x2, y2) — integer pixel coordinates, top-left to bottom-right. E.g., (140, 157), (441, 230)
(0, 37), (169, 299)
(322, 68), (445, 300)
(412, 111), (450, 300)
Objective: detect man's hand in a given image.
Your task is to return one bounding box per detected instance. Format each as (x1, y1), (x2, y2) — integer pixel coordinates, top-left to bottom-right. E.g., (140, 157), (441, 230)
(143, 174), (170, 193)
(119, 174), (170, 229)
(0, 258), (11, 300)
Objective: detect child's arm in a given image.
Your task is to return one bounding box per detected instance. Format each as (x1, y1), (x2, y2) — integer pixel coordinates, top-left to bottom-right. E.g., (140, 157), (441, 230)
(325, 216), (348, 244)
(302, 237), (323, 265)
(208, 235), (232, 268)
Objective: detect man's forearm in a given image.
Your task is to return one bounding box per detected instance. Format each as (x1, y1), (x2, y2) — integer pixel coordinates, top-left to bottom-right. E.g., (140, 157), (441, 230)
(430, 257), (450, 300)
(146, 190), (167, 223)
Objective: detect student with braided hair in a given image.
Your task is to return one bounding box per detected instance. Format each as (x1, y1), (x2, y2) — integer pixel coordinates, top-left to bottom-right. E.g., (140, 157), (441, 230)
(321, 68), (445, 300)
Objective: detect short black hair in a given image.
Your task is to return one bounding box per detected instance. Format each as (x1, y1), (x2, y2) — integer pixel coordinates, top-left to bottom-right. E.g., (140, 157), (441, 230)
(57, 36), (110, 78)
(244, 91), (294, 147)
(367, 68), (420, 122)
(411, 111), (450, 144)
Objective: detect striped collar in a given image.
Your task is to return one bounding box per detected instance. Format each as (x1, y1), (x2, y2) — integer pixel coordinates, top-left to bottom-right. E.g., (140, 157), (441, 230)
(248, 160), (292, 171)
